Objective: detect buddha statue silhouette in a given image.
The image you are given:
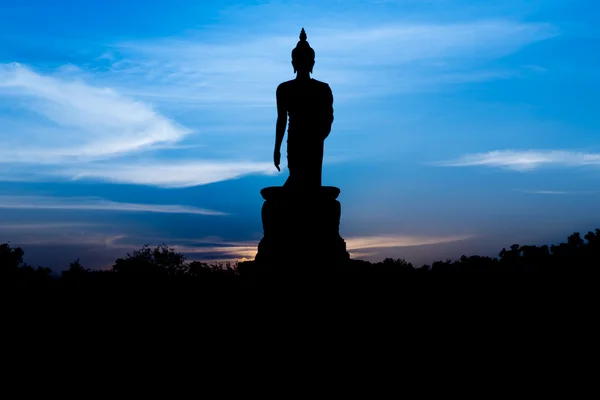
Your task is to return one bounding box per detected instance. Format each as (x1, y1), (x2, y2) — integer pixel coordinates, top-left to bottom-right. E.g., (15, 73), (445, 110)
(248, 28), (349, 269)
(273, 28), (334, 190)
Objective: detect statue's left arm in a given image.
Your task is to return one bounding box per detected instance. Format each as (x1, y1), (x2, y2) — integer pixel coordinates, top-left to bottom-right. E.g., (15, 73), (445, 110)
(322, 84), (334, 140)
(274, 83), (287, 171)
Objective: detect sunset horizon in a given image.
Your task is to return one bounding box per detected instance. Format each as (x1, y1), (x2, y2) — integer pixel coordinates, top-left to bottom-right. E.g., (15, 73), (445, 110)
(1, 0), (599, 271)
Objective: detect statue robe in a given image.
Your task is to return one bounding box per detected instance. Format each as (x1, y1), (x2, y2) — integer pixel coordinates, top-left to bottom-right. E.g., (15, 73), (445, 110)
(277, 78), (334, 189)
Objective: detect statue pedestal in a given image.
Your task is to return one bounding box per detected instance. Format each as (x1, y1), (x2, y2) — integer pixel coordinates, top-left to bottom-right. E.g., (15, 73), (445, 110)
(252, 186), (350, 271)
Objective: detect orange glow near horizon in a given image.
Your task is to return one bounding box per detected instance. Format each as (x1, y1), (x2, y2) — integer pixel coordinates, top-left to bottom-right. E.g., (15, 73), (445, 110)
(177, 234), (473, 263)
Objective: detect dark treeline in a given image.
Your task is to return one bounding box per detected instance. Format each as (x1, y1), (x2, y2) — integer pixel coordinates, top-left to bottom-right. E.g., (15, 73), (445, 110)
(2, 229), (600, 286)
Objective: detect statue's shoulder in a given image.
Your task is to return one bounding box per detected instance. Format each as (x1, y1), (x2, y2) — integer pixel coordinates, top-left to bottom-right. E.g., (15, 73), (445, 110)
(277, 80), (295, 91)
(311, 79), (332, 92)
(311, 78), (329, 85)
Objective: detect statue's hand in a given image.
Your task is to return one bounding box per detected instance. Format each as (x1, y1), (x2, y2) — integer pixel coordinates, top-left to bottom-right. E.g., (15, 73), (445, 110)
(274, 150), (281, 172)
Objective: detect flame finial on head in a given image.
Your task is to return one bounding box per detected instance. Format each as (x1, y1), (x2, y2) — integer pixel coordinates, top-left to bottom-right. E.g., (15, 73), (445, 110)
(299, 27), (307, 42)
(292, 27), (315, 61)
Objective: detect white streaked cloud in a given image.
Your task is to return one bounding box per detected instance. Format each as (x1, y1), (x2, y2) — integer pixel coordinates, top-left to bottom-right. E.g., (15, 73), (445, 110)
(515, 189), (599, 195)
(64, 161), (276, 188)
(0, 10), (563, 193)
(0, 222), (100, 231)
(0, 196), (226, 215)
(105, 20), (557, 106)
(0, 16), (559, 188)
(0, 222), (128, 249)
(0, 63), (277, 187)
(12, 233), (127, 248)
(346, 234), (473, 252)
(173, 243), (258, 261)
(344, 234), (476, 262)
(0, 63), (191, 163)
(436, 150), (600, 171)
(516, 190), (570, 195)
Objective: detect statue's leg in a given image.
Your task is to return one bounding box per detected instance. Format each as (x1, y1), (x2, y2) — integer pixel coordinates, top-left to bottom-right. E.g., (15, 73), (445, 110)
(316, 141), (324, 187)
(306, 142), (324, 188)
(285, 141), (324, 189)
(285, 145), (307, 189)
(284, 148), (294, 188)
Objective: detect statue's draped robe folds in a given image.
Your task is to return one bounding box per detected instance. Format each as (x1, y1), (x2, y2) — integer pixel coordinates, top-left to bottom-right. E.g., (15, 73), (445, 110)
(277, 78), (334, 189)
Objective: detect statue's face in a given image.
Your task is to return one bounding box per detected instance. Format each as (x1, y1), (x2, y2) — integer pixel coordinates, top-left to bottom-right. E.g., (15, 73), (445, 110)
(292, 59), (315, 74)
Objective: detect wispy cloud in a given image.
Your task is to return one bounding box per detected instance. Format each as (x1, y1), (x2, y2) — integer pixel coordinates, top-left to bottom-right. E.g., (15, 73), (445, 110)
(519, 190), (570, 195)
(64, 161), (276, 188)
(346, 234), (473, 253)
(173, 243), (258, 261)
(0, 63), (190, 163)
(0, 63), (277, 186)
(0, 11), (561, 190)
(105, 20), (558, 106)
(436, 150), (600, 171)
(0, 196), (226, 215)
(0, 222), (128, 249)
(0, 222), (100, 231)
(514, 189), (598, 195)
(7, 234), (125, 247)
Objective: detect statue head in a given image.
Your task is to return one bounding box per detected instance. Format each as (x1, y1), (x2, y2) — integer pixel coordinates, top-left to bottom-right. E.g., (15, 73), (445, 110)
(291, 28), (315, 75)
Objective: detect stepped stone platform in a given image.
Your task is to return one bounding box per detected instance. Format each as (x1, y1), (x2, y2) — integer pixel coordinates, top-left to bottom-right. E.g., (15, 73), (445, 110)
(239, 186), (350, 275)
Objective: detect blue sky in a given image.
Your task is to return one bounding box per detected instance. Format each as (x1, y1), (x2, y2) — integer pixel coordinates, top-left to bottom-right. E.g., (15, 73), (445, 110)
(1, 0), (599, 270)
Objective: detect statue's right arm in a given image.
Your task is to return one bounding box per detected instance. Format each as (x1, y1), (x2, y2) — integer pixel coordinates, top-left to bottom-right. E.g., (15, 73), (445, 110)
(275, 84), (287, 153)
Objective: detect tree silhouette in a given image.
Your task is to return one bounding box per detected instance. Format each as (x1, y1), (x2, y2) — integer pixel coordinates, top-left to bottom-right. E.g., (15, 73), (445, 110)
(1, 227), (599, 287)
(374, 257), (415, 272)
(0, 243), (24, 275)
(61, 258), (90, 282)
(112, 244), (187, 276)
